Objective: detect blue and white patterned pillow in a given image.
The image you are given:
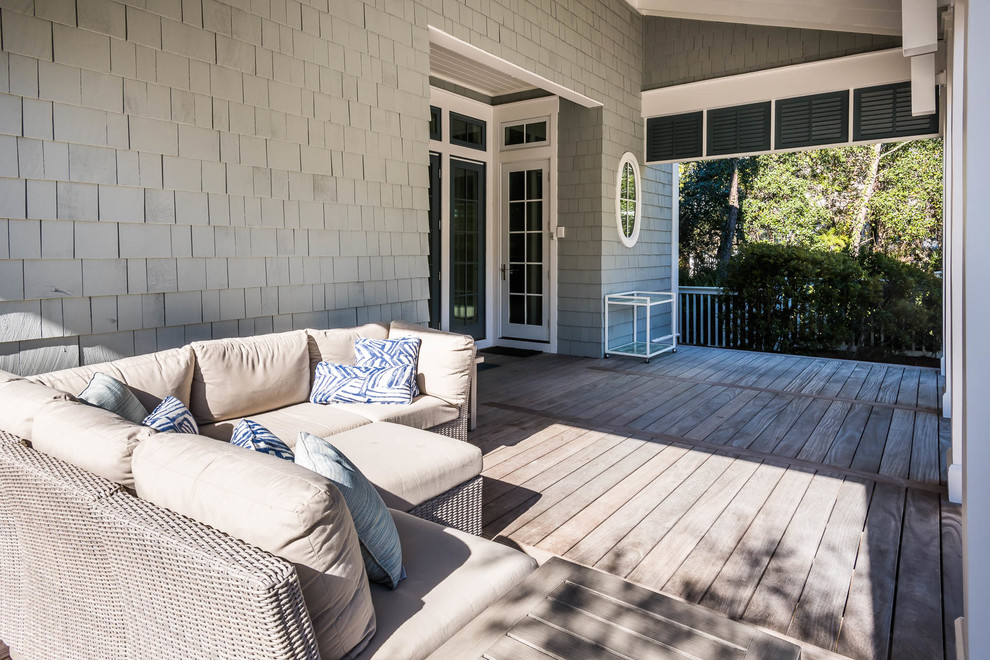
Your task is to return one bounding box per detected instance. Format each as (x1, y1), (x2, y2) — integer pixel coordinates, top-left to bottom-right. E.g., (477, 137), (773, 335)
(295, 431), (405, 589)
(142, 396), (199, 434)
(310, 362), (415, 405)
(230, 419), (294, 461)
(354, 337), (421, 398)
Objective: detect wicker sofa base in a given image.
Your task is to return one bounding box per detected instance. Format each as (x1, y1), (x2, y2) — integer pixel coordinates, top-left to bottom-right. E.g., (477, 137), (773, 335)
(407, 475), (483, 536)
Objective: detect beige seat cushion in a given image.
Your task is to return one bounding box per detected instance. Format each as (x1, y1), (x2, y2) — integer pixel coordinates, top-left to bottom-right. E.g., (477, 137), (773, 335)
(327, 422), (482, 511)
(190, 330), (311, 423)
(355, 509), (538, 660)
(27, 347), (196, 411)
(198, 402), (373, 445)
(0, 377), (74, 441)
(132, 433), (376, 660)
(31, 399), (157, 488)
(332, 395), (459, 431)
(388, 321), (475, 406)
(305, 323), (389, 373)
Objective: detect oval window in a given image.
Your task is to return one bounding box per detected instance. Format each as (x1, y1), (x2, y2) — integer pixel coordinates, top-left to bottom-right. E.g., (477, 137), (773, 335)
(616, 153), (642, 247)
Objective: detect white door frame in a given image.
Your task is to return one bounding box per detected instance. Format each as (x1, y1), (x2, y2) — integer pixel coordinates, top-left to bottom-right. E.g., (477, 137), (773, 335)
(493, 96), (559, 353)
(499, 158), (551, 342)
(429, 88), (495, 347)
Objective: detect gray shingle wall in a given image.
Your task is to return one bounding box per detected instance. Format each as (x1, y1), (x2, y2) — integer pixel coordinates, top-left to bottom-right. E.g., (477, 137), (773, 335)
(0, 0), (432, 374)
(644, 17), (901, 90)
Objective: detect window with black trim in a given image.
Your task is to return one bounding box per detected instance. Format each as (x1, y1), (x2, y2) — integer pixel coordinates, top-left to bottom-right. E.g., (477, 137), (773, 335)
(429, 106), (441, 141)
(450, 112), (486, 150)
(503, 120), (547, 147)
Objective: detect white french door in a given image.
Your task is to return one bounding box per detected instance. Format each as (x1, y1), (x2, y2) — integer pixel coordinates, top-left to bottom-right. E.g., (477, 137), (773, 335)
(500, 160), (550, 342)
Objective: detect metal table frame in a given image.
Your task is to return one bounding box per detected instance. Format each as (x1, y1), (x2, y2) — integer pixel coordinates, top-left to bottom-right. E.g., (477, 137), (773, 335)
(604, 290), (677, 363)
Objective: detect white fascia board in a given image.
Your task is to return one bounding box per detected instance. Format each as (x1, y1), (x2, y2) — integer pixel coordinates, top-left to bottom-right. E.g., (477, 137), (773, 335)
(903, 0), (939, 56)
(428, 26), (603, 109)
(642, 48), (911, 118)
(632, 0), (902, 35)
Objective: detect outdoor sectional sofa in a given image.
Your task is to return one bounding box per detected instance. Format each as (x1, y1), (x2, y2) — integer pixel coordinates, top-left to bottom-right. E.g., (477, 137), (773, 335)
(0, 321), (539, 659)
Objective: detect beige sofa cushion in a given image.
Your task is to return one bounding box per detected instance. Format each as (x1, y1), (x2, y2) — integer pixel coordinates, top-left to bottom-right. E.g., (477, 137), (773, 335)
(132, 433), (376, 660)
(306, 323), (389, 372)
(328, 422), (482, 511)
(332, 395), (458, 431)
(190, 331), (310, 423)
(388, 321), (475, 406)
(27, 347), (196, 411)
(31, 399), (157, 488)
(355, 509), (537, 660)
(0, 377), (75, 441)
(198, 403), (372, 446)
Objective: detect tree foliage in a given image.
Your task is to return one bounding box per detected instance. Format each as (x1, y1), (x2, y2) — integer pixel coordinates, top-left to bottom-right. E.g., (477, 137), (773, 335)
(678, 139), (944, 283)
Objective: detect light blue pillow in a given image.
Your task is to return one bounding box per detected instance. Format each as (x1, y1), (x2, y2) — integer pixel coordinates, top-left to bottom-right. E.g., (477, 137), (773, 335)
(295, 431), (405, 589)
(142, 396), (199, 434)
(354, 336), (422, 398)
(310, 362), (415, 405)
(230, 419), (294, 461)
(78, 372), (149, 424)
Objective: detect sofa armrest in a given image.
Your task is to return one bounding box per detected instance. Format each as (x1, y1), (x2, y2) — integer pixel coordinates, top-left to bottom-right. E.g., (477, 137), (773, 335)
(388, 321), (476, 409)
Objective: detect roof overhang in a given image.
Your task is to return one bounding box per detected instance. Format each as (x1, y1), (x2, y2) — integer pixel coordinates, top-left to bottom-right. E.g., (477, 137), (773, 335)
(428, 27), (602, 108)
(627, 0), (904, 35)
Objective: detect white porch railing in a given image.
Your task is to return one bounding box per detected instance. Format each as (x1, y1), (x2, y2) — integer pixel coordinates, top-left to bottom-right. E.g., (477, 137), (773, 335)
(678, 286), (729, 347)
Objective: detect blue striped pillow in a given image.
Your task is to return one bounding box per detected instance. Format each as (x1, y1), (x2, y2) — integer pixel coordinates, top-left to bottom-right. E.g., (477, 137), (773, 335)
(294, 431), (405, 590)
(142, 396), (199, 434)
(230, 419), (294, 461)
(79, 372), (149, 424)
(310, 362), (415, 405)
(355, 337), (421, 398)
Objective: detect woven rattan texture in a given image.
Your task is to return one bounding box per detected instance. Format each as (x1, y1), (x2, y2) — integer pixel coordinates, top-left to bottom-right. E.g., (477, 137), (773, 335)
(0, 431), (318, 660)
(408, 475), (483, 536)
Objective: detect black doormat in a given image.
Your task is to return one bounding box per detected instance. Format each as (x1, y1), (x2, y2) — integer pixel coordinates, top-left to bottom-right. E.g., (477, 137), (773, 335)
(477, 363), (501, 372)
(481, 347), (543, 358)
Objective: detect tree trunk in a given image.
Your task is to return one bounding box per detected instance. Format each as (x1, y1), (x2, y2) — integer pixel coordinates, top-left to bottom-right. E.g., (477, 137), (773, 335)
(718, 160), (741, 268)
(850, 143), (883, 255)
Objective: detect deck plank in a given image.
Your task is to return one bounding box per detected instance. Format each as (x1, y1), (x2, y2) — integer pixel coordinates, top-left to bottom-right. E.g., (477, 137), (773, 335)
(911, 412), (941, 483)
(835, 483), (904, 660)
(889, 489), (944, 659)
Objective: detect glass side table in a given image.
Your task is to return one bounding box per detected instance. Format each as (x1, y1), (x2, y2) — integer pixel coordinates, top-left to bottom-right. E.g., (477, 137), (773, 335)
(603, 291), (677, 363)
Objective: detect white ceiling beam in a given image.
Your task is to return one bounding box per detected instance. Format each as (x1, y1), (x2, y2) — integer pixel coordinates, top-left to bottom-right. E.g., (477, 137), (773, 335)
(911, 52), (937, 115)
(631, 0), (902, 35)
(903, 0), (938, 56)
(642, 48), (911, 118)
(427, 27), (602, 108)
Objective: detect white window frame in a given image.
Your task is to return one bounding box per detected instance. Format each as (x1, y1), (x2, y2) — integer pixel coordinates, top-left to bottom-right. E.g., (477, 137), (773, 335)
(499, 116), (551, 151)
(616, 152), (642, 248)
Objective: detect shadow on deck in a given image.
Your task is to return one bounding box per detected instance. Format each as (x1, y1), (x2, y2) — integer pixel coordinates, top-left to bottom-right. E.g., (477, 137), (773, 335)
(471, 345), (962, 660)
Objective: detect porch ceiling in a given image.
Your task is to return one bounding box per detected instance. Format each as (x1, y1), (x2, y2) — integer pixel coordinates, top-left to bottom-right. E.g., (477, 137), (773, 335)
(430, 43), (537, 98)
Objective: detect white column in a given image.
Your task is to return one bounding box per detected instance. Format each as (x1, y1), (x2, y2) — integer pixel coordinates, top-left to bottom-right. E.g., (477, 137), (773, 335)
(962, 0), (990, 656)
(946, 4), (964, 504)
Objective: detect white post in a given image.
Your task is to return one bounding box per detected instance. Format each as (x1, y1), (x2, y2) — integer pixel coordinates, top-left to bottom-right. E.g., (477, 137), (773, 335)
(672, 163), (680, 343)
(946, 4), (965, 504)
(962, 0), (990, 656)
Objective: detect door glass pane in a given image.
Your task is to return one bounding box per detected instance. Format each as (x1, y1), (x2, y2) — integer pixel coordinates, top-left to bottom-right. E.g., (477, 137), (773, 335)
(509, 295), (525, 324)
(509, 171), (525, 201)
(526, 201), (542, 231)
(428, 153), (440, 328)
(526, 295), (542, 325)
(450, 113), (486, 150)
(450, 159), (485, 339)
(509, 202), (525, 231)
(527, 264), (542, 295)
(526, 233), (541, 263)
(526, 169), (542, 199)
(509, 265), (524, 292)
(509, 234), (525, 263)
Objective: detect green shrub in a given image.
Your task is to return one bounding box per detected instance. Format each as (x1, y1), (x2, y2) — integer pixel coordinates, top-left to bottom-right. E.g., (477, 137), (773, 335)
(719, 243), (940, 359)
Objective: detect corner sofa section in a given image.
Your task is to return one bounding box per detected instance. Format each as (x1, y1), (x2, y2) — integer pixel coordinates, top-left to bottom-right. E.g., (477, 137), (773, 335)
(22, 321), (481, 533)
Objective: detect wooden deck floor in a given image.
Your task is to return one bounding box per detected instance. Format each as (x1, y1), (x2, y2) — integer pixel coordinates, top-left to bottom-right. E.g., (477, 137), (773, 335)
(474, 346), (961, 660)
